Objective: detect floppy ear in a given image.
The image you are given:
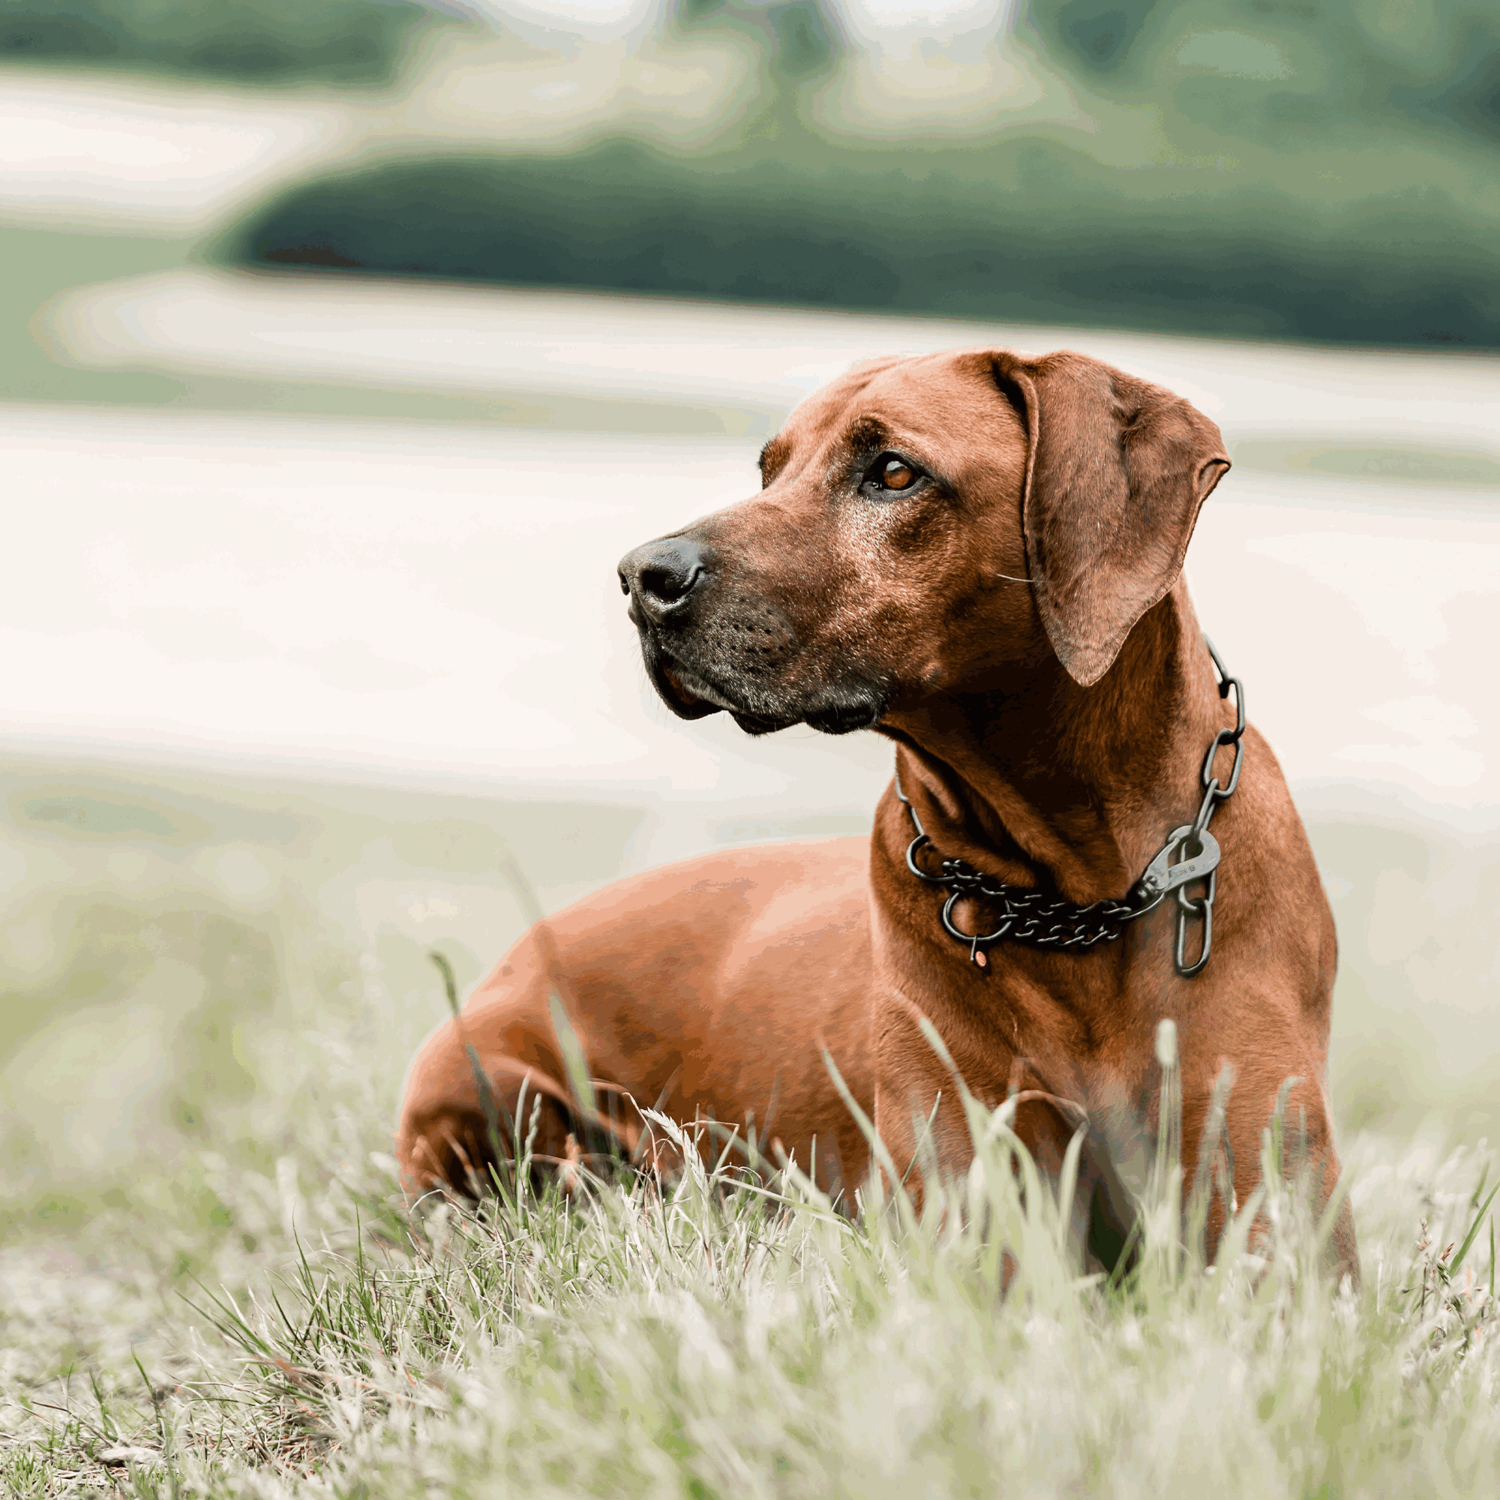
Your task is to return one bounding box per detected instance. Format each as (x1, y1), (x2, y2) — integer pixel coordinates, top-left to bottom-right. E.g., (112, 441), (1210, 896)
(993, 350), (1230, 688)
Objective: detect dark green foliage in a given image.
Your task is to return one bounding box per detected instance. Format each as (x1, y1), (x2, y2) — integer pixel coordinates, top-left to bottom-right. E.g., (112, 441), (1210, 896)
(764, 0), (840, 81)
(0, 0), (449, 84)
(673, 0), (843, 82)
(1026, 0), (1163, 74)
(225, 139), (1500, 346)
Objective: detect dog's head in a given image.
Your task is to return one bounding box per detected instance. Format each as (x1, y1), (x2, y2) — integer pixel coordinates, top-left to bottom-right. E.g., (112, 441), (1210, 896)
(617, 348), (1229, 735)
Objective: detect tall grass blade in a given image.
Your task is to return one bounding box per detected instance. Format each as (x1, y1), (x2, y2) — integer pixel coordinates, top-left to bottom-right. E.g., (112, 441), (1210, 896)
(1448, 1178), (1500, 1274)
(1266, 1074), (1303, 1182)
(1187, 1063), (1236, 1264)
(430, 949), (515, 1210)
(820, 1046), (914, 1228)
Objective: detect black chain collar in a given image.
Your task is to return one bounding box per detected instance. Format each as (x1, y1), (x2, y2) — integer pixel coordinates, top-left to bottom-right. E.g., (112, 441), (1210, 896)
(897, 638), (1245, 978)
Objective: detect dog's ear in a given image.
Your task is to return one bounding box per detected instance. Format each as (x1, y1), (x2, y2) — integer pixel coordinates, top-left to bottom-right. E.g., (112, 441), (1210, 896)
(993, 350), (1230, 688)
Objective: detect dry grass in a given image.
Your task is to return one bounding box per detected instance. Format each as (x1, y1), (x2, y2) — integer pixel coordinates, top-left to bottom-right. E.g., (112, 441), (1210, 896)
(2, 1023), (1497, 1499)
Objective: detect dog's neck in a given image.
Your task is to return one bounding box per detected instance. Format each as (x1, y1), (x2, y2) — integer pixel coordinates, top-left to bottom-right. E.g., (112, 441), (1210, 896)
(882, 583), (1227, 904)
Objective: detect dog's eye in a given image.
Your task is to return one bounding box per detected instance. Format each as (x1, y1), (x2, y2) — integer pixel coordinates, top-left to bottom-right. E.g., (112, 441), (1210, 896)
(872, 454), (919, 492)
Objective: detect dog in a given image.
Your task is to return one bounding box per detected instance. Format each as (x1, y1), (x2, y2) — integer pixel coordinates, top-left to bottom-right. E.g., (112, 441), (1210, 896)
(396, 346), (1358, 1280)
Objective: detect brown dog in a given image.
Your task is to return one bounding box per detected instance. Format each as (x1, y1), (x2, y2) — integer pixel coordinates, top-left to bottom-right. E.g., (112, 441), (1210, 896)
(396, 347), (1358, 1278)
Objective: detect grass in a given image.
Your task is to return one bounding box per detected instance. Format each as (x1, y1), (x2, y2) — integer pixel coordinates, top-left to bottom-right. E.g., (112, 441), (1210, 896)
(2, 1005), (1498, 1497)
(2, 762), (1498, 1494)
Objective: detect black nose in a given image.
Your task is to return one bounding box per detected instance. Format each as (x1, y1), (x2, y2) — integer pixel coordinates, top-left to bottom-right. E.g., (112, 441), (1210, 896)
(618, 538), (708, 622)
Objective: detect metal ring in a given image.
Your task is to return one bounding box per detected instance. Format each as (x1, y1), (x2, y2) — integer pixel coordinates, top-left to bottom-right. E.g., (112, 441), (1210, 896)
(905, 834), (948, 884)
(1226, 677), (1246, 738)
(1204, 637), (1246, 741)
(940, 889), (1013, 946)
(1174, 893), (1213, 977)
(1190, 795), (1216, 842)
(1200, 728), (1245, 797)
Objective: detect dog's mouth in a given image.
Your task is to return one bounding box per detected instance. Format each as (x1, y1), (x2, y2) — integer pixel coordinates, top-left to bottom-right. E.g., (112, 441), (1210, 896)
(634, 605), (888, 738)
(658, 659), (732, 715)
(651, 654), (885, 738)
(643, 649), (797, 735)
(643, 644), (730, 719)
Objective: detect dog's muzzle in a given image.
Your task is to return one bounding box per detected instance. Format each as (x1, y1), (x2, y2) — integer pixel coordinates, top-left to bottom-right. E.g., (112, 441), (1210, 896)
(618, 536), (726, 721)
(618, 535), (885, 736)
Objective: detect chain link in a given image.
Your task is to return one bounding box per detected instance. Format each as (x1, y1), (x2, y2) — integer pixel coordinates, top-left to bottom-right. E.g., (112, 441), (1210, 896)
(898, 636), (1244, 977)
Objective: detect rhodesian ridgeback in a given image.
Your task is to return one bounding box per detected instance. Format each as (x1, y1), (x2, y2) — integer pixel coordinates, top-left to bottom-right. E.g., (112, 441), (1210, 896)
(396, 347), (1358, 1279)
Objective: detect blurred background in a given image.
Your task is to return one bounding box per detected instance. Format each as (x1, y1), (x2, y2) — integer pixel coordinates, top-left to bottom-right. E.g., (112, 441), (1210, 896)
(1, 0), (1498, 1233)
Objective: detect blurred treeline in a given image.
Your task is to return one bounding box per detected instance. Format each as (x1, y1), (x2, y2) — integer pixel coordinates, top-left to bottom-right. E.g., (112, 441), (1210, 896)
(8, 0), (1500, 337)
(0, 0), (451, 83)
